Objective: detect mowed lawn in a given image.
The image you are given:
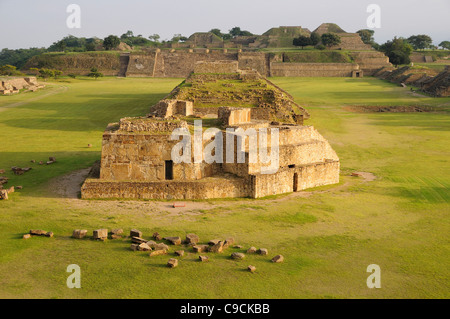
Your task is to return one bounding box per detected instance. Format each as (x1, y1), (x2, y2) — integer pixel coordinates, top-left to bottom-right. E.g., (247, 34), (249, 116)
(0, 76), (449, 298)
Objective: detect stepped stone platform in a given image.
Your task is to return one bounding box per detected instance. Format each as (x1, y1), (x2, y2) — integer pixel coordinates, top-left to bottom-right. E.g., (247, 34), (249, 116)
(81, 62), (340, 200)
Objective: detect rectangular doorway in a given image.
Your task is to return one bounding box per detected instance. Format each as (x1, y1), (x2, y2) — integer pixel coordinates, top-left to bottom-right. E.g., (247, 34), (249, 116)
(293, 173), (298, 192)
(165, 160), (173, 180)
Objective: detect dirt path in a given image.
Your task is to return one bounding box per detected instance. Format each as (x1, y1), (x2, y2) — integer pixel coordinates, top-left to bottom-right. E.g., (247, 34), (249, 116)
(0, 85), (68, 113)
(46, 168), (376, 215)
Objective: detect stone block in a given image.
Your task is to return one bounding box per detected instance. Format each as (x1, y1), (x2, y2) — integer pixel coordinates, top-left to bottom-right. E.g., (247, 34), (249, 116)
(72, 229), (87, 239)
(93, 229), (108, 240)
(167, 258), (178, 268)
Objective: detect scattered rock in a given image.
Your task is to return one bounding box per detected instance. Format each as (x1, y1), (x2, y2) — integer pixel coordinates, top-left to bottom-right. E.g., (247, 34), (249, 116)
(247, 247), (257, 254)
(38, 161), (44, 165)
(247, 265), (256, 273)
(258, 248), (268, 256)
(0, 176), (8, 185)
(153, 232), (162, 241)
(30, 229), (48, 236)
(175, 250), (185, 256)
(23, 234), (31, 239)
(138, 243), (152, 251)
(209, 241), (224, 253)
(87, 144), (92, 148)
(271, 255), (284, 263)
(130, 229), (142, 238)
(193, 244), (209, 253)
(233, 245), (243, 249)
(149, 249), (167, 257)
(231, 252), (245, 260)
(154, 243), (170, 251)
(164, 236), (182, 245)
(11, 167), (31, 175)
(93, 229), (108, 241)
(0, 169), (4, 174)
(16, 186), (23, 190)
(7, 186), (14, 193)
(167, 258), (178, 268)
(223, 237), (235, 249)
(185, 233), (200, 245)
(0, 189), (8, 200)
(130, 243), (139, 251)
(199, 255), (209, 262)
(208, 239), (221, 246)
(49, 157), (56, 162)
(46, 161), (54, 165)
(30, 160), (35, 163)
(45, 231), (54, 238)
(111, 229), (123, 235)
(72, 229), (87, 239)
(131, 236), (147, 245)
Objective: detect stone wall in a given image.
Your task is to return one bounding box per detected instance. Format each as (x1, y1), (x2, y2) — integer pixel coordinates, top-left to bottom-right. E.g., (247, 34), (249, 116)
(150, 99), (194, 118)
(81, 176), (252, 200)
(252, 160), (340, 198)
(194, 61), (239, 73)
(270, 62), (359, 77)
(218, 107), (251, 126)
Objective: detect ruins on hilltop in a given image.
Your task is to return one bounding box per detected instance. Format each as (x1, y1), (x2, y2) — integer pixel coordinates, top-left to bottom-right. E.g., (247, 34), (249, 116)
(81, 62), (340, 200)
(25, 23), (393, 78)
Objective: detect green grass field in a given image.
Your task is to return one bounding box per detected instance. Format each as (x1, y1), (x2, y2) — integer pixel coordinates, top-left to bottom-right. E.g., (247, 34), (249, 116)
(0, 76), (449, 298)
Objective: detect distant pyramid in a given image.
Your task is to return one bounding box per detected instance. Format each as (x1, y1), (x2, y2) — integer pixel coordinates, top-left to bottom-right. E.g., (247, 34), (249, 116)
(313, 23), (346, 35)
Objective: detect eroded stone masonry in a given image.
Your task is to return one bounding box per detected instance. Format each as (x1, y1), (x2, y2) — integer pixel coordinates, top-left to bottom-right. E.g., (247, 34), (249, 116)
(81, 62), (340, 200)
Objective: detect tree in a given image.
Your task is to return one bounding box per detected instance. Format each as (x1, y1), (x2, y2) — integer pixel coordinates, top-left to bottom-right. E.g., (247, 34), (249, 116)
(148, 34), (160, 42)
(310, 32), (321, 46)
(229, 27), (253, 38)
(357, 29), (375, 44)
(85, 42), (96, 51)
(87, 67), (103, 79)
(103, 35), (120, 50)
(209, 29), (223, 38)
(120, 30), (134, 40)
(53, 70), (62, 79)
(0, 64), (19, 76)
(171, 34), (188, 43)
(321, 33), (341, 48)
(380, 37), (413, 66)
(439, 41), (450, 50)
(38, 68), (55, 80)
(407, 35), (433, 50)
(293, 36), (312, 49)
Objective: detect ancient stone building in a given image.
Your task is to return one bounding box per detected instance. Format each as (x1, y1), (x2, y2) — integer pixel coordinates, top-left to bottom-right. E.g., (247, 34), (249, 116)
(0, 77), (44, 95)
(81, 63), (340, 200)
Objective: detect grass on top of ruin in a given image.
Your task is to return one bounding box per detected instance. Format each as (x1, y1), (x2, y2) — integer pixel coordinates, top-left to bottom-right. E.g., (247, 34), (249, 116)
(0, 76), (449, 298)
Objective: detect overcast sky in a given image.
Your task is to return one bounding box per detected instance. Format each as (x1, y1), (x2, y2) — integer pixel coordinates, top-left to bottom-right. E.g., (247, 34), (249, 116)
(1, 0), (449, 49)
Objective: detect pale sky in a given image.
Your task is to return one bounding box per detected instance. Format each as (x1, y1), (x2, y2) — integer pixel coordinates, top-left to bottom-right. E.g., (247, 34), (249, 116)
(1, 0), (449, 49)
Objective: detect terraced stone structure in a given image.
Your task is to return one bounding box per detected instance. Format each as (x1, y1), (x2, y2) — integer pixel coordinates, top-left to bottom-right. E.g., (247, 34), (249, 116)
(81, 63), (340, 199)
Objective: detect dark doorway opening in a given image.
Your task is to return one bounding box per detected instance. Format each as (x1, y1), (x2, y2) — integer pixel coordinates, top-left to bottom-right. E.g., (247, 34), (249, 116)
(293, 173), (298, 192)
(165, 160), (173, 180)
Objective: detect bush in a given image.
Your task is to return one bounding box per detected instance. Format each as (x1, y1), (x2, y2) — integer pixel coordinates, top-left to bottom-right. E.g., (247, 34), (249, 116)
(315, 44), (326, 50)
(87, 67), (103, 79)
(68, 73), (77, 78)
